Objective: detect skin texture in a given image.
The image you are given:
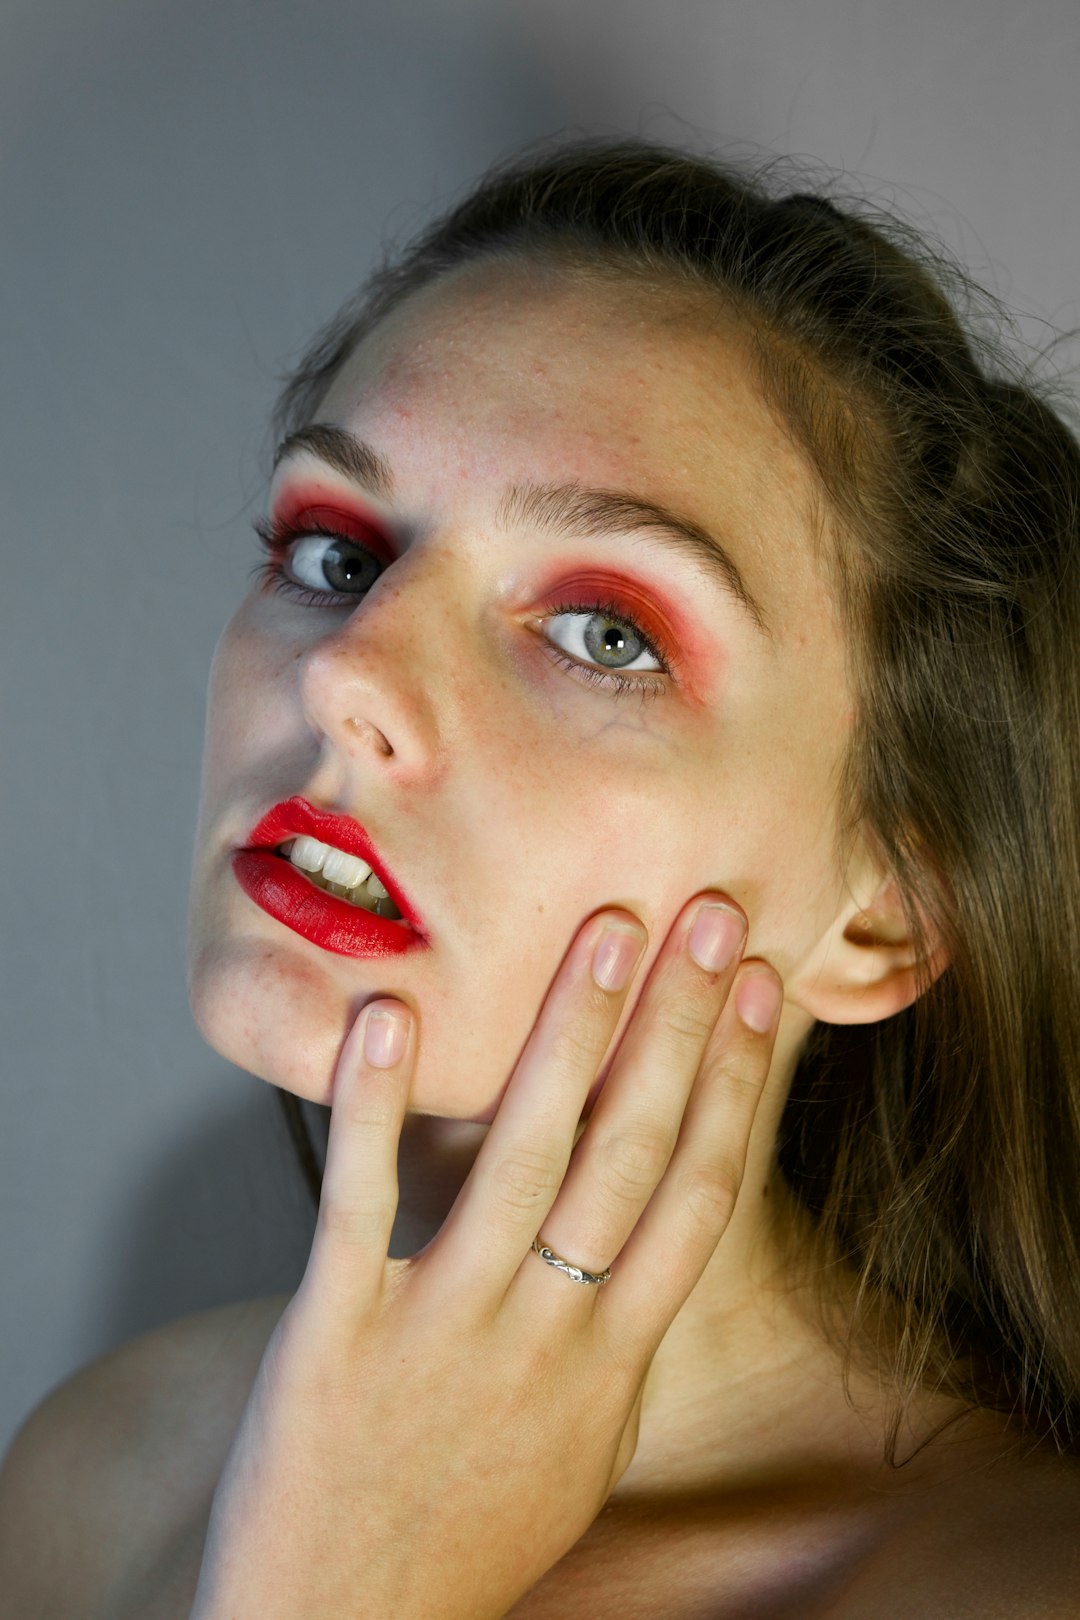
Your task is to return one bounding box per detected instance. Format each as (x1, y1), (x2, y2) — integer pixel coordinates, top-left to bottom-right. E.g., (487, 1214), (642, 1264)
(188, 256), (912, 1120)
(183, 258), (963, 1613)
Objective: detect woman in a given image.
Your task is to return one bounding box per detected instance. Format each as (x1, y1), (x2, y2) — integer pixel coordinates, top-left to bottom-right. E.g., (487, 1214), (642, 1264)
(6, 137), (1080, 1617)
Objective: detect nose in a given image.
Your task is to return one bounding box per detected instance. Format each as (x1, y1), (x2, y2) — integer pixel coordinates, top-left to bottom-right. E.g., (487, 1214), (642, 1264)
(296, 549), (455, 785)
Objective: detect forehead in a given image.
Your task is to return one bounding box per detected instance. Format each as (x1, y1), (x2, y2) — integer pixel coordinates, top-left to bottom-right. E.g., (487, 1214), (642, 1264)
(314, 256), (840, 643)
(323, 259), (796, 483)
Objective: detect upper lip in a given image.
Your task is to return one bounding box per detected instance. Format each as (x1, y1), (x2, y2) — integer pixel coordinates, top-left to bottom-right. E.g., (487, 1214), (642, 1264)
(240, 796), (427, 936)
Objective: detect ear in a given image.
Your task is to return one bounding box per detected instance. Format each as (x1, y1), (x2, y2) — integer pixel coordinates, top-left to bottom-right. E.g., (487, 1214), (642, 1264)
(790, 865), (950, 1027)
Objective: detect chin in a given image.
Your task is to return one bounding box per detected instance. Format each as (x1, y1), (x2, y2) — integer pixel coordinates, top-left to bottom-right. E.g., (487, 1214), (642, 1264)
(186, 934), (523, 1121)
(187, 938), (341, 1104)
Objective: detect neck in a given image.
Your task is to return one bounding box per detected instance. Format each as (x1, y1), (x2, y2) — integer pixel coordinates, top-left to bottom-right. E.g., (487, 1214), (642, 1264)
(388, 1003), (982, 1499)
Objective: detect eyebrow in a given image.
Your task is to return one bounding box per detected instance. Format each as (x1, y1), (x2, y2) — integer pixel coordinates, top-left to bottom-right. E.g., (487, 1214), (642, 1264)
(274, 424), (396, 501)
(273, 423), (769, 634)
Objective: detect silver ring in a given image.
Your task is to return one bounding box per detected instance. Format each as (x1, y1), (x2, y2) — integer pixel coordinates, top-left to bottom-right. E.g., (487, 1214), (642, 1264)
(531, 1236), (612, 1286)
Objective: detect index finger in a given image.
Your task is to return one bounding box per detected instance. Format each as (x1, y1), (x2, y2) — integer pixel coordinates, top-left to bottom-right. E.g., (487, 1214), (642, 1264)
(297, 999), (415, 1333)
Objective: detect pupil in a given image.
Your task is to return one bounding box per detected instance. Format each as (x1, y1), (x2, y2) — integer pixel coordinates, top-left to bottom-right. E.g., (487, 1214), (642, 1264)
(326, 541), (378, 592)
(584, 613), (642, 668)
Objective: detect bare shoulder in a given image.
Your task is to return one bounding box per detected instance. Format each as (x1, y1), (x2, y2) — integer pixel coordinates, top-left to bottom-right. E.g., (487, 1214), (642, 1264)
(0, 1291), (292, 1620)
(827, 1442), (1080, 1620)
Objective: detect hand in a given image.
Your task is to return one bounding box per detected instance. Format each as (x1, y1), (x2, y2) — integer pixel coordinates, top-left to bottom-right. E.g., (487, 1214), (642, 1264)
(190, 895), (782, 1620)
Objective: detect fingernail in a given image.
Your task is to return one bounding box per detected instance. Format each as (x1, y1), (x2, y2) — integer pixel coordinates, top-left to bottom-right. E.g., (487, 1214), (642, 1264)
(364, 1005), (409, 1068)
(688, 903), (746, 973)
(592, 923), (646, 992)
(735, 972), (782, 1033)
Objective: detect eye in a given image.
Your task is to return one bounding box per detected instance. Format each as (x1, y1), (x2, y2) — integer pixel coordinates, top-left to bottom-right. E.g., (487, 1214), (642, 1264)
(249, 517), (382, 604)
(280, 533), (381, 599)
(251, 517), (676, 701)
(545, 604), (662, 674)
(539, 597), (673, 698)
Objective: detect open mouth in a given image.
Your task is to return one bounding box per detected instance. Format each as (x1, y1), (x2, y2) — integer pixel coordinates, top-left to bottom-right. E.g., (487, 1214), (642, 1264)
(275, 837), (404, 920)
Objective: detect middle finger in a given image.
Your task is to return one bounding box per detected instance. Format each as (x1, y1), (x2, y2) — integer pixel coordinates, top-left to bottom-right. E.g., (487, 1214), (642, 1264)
(526, 894), (747, 1287)
(428, 908), (649, 1301)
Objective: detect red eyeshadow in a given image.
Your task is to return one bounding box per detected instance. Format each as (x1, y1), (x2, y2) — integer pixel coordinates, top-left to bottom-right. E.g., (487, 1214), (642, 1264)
(531, 564), (721, 707)
(271, 481), (394, 565)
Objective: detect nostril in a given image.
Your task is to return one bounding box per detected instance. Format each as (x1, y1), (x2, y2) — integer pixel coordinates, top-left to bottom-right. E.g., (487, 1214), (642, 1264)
(347, 715), (393, 755)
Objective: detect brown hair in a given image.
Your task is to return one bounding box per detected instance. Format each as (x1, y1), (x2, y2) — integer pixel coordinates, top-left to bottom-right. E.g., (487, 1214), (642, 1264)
(268, 136), (1080, 1459)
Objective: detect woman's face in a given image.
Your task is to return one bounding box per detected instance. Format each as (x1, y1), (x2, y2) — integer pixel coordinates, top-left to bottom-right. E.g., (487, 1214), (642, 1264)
(187, 258), (855, 1118)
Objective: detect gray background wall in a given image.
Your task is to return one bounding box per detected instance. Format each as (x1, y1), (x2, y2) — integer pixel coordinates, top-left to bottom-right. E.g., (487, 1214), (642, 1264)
(3, 0), (1078, 1459)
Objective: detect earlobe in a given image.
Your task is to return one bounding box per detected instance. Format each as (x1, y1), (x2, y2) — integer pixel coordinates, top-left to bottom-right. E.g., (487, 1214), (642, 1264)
(792, 873), (949, 1027)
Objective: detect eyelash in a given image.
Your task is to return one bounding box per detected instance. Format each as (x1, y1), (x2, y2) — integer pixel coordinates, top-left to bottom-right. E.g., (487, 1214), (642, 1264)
(249, 516), (675, 700)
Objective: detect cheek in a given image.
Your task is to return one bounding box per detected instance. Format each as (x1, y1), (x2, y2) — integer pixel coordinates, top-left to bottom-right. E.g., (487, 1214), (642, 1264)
(202, 613), (299, 777)
(712, 736), (850, 978)
(576, 685), (850, 986)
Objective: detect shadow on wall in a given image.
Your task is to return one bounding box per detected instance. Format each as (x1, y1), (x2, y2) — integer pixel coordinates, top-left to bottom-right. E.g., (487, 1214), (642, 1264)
(87, 1078), (324, 1346)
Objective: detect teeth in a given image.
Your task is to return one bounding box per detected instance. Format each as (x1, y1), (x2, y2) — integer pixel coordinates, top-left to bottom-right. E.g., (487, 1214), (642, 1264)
(287, 835), (326, 873)
(321, 846), (373, 888)
(277, 834), (401, 920)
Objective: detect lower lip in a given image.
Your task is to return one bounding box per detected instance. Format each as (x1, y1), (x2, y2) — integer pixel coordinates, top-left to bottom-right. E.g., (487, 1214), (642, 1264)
(231, 851), (428, 959)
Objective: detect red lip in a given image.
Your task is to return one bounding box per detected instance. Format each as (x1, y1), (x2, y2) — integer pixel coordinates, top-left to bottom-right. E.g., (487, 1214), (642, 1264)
(232, 796), (429, 958)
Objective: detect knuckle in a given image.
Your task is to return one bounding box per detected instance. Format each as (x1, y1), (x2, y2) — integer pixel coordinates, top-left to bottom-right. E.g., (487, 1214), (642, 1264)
(706, 1049), (768, 1108)
(337, 1064), (404, 1128)
(546, 1010), (608, 1077)
(489, 1145), (564, 1215)
(661, 997), (717, 1049)
(595, 1126), (674, 1203)
(677, 1161), (741, 1230)
(318, 1191), (397, 1246)
(340, 1092), (401, 1132)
